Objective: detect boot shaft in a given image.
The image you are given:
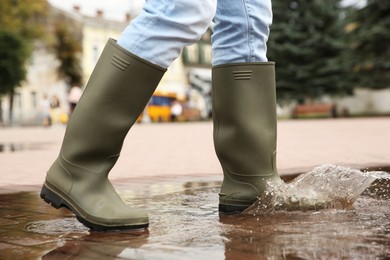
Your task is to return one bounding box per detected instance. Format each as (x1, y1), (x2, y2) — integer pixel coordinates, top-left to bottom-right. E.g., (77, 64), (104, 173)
(212, 62), (277, 177)
(62, 39), (166, 173)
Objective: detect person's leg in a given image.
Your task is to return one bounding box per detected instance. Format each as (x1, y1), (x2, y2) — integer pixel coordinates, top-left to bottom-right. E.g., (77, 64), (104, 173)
(211, 0), (283, 213)
(212, 0), (272, 66)
(118, 0), (217, 68)
(41, 0), (216, 231)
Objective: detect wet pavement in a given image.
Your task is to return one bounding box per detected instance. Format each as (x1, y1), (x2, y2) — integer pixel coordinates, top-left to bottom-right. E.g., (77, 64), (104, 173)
(2, 118), (390, 188)
(1, 119), (390, 259)
(1, 173), (389, 259)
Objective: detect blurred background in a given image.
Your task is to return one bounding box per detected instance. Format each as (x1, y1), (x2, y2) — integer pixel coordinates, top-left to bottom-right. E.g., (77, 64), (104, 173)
(0, 0), (388, 127)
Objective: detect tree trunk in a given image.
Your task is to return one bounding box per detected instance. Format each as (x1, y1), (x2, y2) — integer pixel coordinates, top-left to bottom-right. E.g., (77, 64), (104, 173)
(0, 99), (3, 126)
(8, 90), (14, 126)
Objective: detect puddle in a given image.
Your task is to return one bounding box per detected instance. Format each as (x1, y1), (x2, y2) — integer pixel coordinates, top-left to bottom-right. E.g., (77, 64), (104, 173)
(0, 142), (54, 153)
(0, 167), (389, 259)
(25, 218), (89, 235)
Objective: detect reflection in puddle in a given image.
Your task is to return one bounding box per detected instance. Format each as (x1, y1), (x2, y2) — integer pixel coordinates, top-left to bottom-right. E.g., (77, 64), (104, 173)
(1, 168), (389, 259)
(41, 230), (150, 260)
(0, 143), (24, 152)
(221, 197), (390, 259)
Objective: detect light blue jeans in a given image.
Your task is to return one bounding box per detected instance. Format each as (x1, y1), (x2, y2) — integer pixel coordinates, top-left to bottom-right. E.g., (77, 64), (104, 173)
(117, 0), (272, 68)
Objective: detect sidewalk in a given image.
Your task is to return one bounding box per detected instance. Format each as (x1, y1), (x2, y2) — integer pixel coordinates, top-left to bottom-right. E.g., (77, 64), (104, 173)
(0, 117), (389, 191)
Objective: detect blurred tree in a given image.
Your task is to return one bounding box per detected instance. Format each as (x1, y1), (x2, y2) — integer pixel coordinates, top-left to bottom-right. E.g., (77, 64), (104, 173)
(52, 22), (83, 86)
(0, 0), (48, 41)
(0, 31), (29, 124)
(0, 0), (48, 124)
(268, 0), (353, 102)
(346, 0), (390, 89)
(0, 0), (82, 86)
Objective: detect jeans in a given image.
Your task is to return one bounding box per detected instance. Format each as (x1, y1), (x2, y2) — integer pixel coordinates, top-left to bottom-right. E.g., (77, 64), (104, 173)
(117, 0), (272, 68)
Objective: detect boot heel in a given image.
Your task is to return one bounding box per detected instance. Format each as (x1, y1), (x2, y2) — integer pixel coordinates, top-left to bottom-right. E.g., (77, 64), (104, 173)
(40, 184), (65, 209)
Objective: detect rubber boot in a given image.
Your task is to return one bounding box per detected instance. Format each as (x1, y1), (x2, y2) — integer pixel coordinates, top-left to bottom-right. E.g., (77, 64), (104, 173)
(212, 62), (283, 213)
(40, 39), (166, 230)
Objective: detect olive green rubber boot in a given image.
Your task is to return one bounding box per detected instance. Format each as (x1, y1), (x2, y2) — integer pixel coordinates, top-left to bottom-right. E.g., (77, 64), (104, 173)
(212, 62), (283, 213)
(40, 39), (166, 230)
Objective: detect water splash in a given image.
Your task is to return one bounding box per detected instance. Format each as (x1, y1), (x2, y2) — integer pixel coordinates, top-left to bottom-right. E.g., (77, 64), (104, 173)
(244, 164), (389, 215)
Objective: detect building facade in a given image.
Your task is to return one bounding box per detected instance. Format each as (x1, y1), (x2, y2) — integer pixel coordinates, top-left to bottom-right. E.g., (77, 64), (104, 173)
(1, 4), (193, 125)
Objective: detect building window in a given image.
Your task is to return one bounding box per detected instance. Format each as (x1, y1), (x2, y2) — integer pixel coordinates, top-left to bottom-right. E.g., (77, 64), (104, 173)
(183, 44), (199, 65)
(93, 45), (99, 64)
(14, 92), (22, 110)
(31, 91), (37, 109)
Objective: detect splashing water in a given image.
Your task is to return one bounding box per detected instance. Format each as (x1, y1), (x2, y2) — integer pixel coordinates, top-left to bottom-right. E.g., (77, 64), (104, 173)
(244, 164), (390, 215)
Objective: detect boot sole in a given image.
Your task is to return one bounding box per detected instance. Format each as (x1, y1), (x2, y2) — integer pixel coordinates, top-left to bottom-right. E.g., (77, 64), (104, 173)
(219, 204), (249, 214)
(40, 184), (149, 231)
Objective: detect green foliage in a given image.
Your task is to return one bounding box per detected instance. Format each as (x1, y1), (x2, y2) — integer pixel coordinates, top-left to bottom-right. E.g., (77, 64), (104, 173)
(0, 0), (48, 41)
(268, 0), (353, 101)
(0, 0), (48, 96)
(52, 22), (83, 86)
(0, 30), (29, 95)
(346, 0), (390, 89)
(0, 0), (82, 91)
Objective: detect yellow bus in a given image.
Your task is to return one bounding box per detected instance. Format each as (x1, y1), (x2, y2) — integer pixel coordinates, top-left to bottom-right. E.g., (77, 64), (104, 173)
(139, 92), (177, 122)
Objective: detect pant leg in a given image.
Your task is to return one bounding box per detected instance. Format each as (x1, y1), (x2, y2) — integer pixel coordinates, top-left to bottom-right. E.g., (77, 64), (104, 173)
(211, 0), (272, 66)
(118, 0), (217, 68)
